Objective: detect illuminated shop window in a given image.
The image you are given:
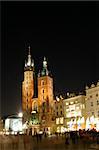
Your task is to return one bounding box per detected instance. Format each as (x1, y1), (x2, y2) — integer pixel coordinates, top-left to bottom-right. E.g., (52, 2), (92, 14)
(70, 105), (75, 111)
(66, 109), (69, 112)
(76, 106), (79, 110)
(66, 113), (71, 118)
(57, 127), (60, 132)
(83, 104), (85, 109)
(80, 104), (83, 109)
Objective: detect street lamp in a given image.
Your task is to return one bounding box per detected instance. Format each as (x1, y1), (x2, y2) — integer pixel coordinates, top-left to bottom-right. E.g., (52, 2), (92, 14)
(18, 112), (23, 118)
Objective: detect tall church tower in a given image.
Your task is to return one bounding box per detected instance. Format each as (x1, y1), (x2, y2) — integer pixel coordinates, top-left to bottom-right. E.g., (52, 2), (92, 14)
(38, 57), (54, 132)
(22, 46), (34, 121)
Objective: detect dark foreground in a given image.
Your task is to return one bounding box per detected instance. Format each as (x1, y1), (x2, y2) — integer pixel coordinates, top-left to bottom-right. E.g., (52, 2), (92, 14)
(0, 134), (99, 150)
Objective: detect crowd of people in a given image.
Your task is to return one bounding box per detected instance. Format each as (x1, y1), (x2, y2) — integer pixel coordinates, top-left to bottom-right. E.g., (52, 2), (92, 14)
(64, 129), (99, 145)
(0, 129), (99, 150)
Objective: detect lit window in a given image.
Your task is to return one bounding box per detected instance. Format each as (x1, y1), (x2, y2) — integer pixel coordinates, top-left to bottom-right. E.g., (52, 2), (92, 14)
(56, 118), (59, 125)
(66, 109), (69, 112)
(66, 113), (71, 118)
(76, 106), (79, 110)
(60, 117), (63, 124)
(70, 101), (74, 104)
(91, 102), (93, 106)
(83, 104), (85, 109)
(80, 104), (83, 109)
(66, 103), (69, 105)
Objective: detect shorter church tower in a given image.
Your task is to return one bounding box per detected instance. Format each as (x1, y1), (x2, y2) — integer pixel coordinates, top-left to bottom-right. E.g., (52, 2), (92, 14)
(37, 57), (55, 133)
(22, 46), (34, 122)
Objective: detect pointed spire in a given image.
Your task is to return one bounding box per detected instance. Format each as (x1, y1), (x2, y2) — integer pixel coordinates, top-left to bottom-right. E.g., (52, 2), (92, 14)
(28, 45), (31, 55)
(43, 56), (47, 68)
(38, 70), (40, 77)
(27, 45), (31, 66)
(41, 56), (49, 76)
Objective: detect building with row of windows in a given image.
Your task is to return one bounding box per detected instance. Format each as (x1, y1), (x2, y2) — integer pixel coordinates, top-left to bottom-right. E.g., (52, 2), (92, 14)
(22, 47), (99, 135)
(55, 84), (99, 132)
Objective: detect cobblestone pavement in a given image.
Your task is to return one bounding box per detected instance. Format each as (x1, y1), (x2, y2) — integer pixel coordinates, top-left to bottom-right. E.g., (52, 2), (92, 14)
(0, 135), (99, 150)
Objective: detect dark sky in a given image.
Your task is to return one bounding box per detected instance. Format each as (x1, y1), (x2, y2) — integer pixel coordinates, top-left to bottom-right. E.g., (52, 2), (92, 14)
(1, 2), (99, 117)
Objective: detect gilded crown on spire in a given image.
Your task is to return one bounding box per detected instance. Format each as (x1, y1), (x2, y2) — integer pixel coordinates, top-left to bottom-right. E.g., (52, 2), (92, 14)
(24, 45), (34, 71)
(44, 56), (46, 61)
(43, 56), (47, 68)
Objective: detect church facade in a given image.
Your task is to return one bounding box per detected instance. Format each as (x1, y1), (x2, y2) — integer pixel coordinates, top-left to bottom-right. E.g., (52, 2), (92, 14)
(22, 47), (56, 134)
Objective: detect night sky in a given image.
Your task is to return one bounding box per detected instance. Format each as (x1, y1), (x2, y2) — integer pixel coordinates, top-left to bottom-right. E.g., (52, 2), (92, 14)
(1, 2), (99, 117)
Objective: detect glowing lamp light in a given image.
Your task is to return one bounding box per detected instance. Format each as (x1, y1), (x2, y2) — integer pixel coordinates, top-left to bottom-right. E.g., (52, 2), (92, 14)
(66, 102), (69, 106)
(90, 116), (94, 124)
(81, 117), (85, 123)
(86, 117), (90, 130)
(56, 96), (60, 101)
(96, 118), (99, 131)
(18, 112), (23, 118)
(31, 111), (36, 114)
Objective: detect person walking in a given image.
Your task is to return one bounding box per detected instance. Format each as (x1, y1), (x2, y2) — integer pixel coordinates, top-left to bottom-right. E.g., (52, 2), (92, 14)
(65, 132), (69, 145)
